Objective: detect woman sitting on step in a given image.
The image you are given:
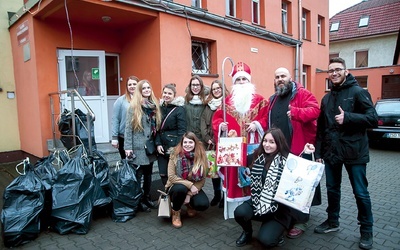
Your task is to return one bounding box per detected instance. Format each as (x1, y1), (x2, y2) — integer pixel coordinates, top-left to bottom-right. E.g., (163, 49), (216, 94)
(165, 131), (210, 228)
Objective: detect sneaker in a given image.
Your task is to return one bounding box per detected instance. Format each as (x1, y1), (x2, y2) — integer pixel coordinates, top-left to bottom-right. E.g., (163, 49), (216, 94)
(359, 232), (373, 249)
(314, 220), (340, 234)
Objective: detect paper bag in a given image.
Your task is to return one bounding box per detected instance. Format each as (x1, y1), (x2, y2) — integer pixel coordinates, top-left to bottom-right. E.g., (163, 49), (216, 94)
(216, 137), (247, 167)
(273, 153), (324, 214)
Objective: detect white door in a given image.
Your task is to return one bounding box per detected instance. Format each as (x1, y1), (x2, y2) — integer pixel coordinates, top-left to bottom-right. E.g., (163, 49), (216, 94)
(58, 50), (109, 143)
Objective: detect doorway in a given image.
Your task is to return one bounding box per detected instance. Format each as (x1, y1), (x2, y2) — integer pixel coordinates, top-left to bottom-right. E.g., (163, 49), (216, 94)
(58, 49), (110, 143)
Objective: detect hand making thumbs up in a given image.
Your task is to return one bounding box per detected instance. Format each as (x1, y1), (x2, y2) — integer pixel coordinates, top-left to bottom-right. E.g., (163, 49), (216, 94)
(335, 106), (344, 125)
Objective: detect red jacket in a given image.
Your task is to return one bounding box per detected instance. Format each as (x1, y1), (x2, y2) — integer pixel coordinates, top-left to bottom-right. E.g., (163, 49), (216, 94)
(266, 82), (320, 155)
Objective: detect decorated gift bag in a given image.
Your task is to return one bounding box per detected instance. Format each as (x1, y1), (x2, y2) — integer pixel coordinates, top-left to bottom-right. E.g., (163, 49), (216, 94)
(273, 153), (324, 214)
(206, 144), (218, 178)
(216, 137), (247, 167)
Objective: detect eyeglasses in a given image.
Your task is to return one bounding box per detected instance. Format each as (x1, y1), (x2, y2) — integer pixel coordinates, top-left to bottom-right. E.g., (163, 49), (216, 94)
(212, 87), (222, 91)
(328, 68), (345, 74)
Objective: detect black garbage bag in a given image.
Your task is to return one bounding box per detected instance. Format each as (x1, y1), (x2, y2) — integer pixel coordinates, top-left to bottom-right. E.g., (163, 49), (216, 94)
(1, 159), (45, 248)
(51, 146), (96, 235)
(89, 150), (112, 218)
(109, 159), (142, 223)
(34, 155), (58, 231)
(58, 109), (96, 151)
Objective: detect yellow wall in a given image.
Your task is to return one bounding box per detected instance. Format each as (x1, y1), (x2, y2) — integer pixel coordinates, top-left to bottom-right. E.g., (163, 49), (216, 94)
(0, 1), (23, 152)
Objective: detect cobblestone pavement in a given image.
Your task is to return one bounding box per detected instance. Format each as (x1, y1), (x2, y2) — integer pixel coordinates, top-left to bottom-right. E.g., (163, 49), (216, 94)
(1, 148), (399, 249)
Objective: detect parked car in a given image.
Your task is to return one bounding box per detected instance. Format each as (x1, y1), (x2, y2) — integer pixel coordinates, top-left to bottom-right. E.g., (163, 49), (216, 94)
(367, 98), (400, 148)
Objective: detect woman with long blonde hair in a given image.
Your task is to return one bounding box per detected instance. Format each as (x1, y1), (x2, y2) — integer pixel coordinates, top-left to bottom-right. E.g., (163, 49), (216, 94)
(125, 79), (162, 210)
(165, 132), (210, 228)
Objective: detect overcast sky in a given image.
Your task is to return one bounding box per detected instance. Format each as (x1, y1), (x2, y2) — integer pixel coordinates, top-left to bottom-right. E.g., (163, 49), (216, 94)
(329, 0), (364, 17)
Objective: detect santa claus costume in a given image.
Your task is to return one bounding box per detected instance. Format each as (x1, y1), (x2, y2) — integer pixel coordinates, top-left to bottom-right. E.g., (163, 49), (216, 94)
(212, 62), (268, 219)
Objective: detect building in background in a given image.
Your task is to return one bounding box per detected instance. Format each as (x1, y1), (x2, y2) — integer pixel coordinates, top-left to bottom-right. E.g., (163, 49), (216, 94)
(0, 1), (23, 162)
(316, 0), (400, 102)
(5, 0), (329, 159)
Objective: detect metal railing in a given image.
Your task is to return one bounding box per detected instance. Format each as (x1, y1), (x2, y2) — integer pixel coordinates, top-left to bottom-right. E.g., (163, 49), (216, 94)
(49, 89), (96, 155)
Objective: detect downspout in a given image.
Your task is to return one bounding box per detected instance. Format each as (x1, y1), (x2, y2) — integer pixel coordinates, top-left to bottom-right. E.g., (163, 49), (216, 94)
(295, 0), (302, 83)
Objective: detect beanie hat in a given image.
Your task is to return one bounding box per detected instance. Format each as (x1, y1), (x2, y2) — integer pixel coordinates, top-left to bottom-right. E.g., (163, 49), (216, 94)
(231, 62), (251, 84)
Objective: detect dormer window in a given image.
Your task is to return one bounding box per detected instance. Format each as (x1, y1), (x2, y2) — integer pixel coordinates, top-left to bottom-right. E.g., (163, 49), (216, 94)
(359, 16), (369, 27)
(330, 22), (339, 32)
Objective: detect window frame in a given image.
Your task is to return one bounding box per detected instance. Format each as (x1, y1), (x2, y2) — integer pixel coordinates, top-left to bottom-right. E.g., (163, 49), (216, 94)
(252, 0), (260, 25)
(226, 0), (236, 18)
(282, 2), (288, 33)
(301, 8), (310, 40)
(355, 50), (369, 68)
(330, 22), (340, 32)
(359, 15), (369, 27)
(354, 76), (368, 89)
(192, 40), (210, 75)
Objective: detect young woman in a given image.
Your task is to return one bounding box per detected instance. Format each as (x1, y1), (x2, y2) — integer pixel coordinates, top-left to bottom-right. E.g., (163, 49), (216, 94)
(184, 75), (208, 143)
(155, 83), (187, 186)
(124, 79), (162, 210)
(111, 76), (138, 159)
(165, 132), (210, 228)
(200, 80), (229, 207)
(234, 128), (311, 248)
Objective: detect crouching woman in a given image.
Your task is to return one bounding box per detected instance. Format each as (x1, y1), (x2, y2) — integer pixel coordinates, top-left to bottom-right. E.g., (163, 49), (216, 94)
(165, 132), (210, 228)
(234, 127), (310, 248)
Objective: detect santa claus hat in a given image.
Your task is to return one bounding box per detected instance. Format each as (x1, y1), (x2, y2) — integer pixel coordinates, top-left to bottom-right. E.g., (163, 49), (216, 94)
(231, 62), (251, 84)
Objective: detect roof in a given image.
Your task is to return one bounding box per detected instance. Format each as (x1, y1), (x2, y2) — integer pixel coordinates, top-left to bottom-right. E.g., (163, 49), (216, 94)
(329, 0), (400, 41)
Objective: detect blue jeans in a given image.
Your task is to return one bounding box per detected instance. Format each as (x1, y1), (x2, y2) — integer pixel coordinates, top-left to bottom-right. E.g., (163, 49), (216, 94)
(325, 162), (373, 233)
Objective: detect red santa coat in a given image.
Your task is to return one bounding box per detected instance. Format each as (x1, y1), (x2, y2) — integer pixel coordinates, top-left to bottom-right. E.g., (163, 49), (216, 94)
(212, 93), (268, 202)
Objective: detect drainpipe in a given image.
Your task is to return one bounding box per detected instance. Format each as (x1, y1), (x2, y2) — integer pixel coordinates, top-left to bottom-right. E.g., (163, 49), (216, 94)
(296, 0), (302, 83)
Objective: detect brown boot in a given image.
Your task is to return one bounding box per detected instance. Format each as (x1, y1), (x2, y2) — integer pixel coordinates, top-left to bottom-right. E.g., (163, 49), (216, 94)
(171, 209), (182, 228)
(186, 204), (197, 218)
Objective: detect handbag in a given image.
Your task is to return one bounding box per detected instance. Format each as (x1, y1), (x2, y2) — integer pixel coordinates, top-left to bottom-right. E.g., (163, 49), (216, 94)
(157, 190), (171, 218)
(273, 153), (324, 214)
(144, 137), (156, 155)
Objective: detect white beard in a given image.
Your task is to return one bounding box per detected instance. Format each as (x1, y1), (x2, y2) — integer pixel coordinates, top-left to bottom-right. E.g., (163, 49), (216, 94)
(230, 83), (256, 115)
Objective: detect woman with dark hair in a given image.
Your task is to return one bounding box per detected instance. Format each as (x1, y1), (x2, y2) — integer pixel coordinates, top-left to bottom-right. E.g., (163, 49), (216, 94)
(201, 80), (230, 207)
(111, 76), (139, 159)
(184, 75), (208, 142)
(234, 127), (312, 248)
(155, 83), (187, 186)
(125, 79), (162, 210)
(165, 132), (210, 228)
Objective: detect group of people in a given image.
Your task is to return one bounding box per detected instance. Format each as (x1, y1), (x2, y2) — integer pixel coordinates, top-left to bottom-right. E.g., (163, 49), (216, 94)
(111, 57), (378, 250)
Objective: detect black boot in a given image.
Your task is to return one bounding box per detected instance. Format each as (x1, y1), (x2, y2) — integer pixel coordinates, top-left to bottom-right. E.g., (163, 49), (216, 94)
(137, 202), (151, 213)
(218, 193), (224, 208)
(210, 190), (222, 206)
(236, 231), (252, 247)
(143, 194), (157, 209)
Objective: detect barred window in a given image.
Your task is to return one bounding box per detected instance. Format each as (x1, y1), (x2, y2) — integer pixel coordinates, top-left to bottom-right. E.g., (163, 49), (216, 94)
(192, 41), (210, 74)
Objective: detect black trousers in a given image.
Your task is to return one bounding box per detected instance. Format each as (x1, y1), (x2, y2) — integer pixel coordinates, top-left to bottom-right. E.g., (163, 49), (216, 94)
(117, 136), (126, 159)
(168, 184), (209, 211)
(234, 201), (286, 248)
(134, 163), (153, 197)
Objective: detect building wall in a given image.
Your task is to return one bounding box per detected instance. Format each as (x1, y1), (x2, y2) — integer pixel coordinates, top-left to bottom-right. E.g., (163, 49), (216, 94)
(0, 1), (23, 153)
(8, 0), (329, 158)
(330, 34), (398, 68)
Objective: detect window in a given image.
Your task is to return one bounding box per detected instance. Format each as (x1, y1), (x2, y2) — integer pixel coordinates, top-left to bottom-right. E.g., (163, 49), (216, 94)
(317, 15), (325, 44)
(302, 65), (310, 89)
(330, 22), (339, 32)
(192, 40), (210, 74)
(282, 2), (288, 33)
(355, 76), (368, 89)
(252, 0), (260, 24)
(359, 15), (369, 27)
(191, 0), (201, 8)
(226, 0), (236, 17)
(329, 53), (339, 60)
(302, 9), (310, 40)
(355, 50), (368, 68)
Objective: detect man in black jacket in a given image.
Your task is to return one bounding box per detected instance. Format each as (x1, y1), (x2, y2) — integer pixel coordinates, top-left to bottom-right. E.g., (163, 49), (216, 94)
(314, 57), (378, 250)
